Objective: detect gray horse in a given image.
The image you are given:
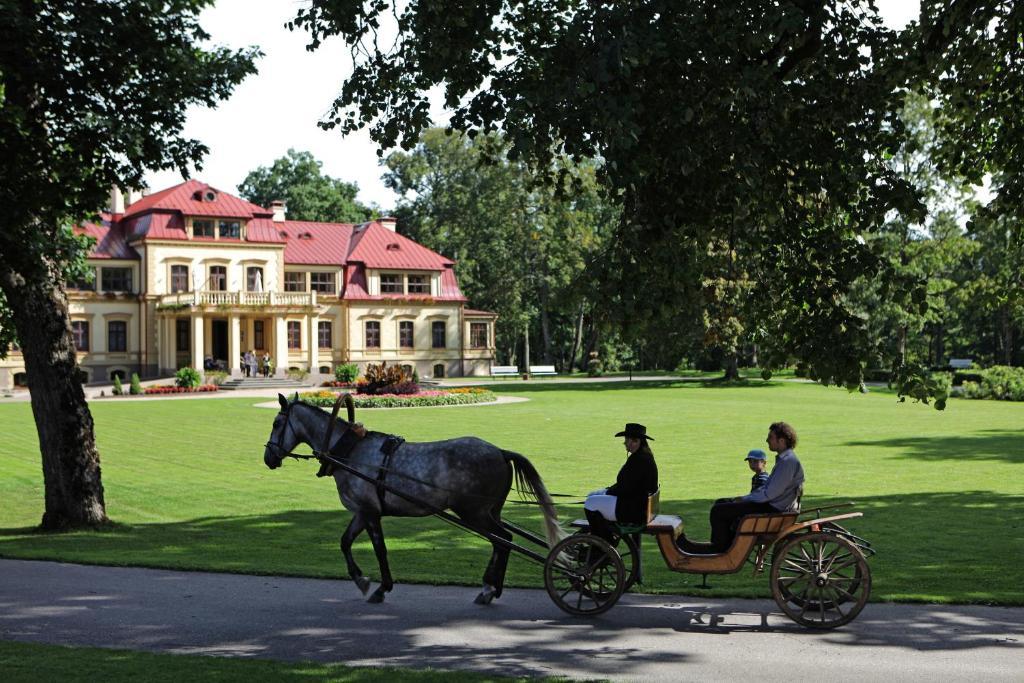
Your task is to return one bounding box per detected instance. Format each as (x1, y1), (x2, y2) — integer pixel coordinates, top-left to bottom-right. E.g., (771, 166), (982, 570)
(263, 394), (563, 604)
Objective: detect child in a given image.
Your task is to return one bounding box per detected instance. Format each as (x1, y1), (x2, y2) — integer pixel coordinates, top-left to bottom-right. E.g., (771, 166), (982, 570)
(745, 449), (770, 492)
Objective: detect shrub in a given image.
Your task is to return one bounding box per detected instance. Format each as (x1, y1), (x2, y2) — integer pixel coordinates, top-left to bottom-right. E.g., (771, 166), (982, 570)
(175, 366), (201, 388)
(586, 351), (602, 377)
(863, 368), (892, 383)
(359, 361), (408, 394)
(961, 366), (1024, 401)
(112, 375), (123, 395)
(204, 370), (229, 386)
(334, 363), (359, 383)
(129, 373), (143, 395)
(301, 388), (496, 408)
(952, 371), (984, 387)
(286, 368), (309, 382)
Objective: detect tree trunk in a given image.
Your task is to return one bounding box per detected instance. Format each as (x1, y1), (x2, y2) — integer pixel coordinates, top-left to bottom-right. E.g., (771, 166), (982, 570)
(1000, 307), (1013, 365)
(751, 343), (759, 368)
(568, 303), (584, 373)
(540, 303), (553, 364)
(523, 323), (531, 377)
(934, 322), (945, 367)
(723, 352), (740, 380)
(897, 325), (907, 363)
(0, 263), (107, 530)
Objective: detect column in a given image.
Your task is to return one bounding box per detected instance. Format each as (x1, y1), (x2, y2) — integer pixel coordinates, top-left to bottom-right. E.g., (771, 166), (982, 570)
(191, 314), (205, 371)
(307, 312), (319, 375)
(274, 315), (288, 378)
(229, 314), (241, 377)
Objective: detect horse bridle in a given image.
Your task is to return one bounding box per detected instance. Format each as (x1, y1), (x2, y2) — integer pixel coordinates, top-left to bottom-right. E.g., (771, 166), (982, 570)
(264, 394), (357, 463)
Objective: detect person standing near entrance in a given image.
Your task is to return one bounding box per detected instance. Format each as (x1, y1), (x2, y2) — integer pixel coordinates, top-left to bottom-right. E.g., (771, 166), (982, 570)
(261, 352), (270, 378)
(243, 350), (253, 377)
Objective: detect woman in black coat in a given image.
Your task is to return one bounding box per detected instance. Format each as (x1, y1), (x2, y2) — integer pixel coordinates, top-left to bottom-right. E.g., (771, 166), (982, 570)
(584, 423), (659, 543)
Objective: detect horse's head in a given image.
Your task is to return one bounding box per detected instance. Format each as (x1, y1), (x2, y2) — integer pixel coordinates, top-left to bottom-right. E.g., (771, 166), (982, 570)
(264, 393), (301, 469)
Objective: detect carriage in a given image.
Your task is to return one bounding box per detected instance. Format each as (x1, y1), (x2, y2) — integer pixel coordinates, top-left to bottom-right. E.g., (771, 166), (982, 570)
(265, 394), (874, 629)
(545, 490), (875, 629)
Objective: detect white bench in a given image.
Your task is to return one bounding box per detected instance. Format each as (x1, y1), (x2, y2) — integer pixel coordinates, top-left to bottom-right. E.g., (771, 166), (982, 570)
(490, 365), (520, 379)
(528, 365), (557, 377)
(949, 358), (973, 369)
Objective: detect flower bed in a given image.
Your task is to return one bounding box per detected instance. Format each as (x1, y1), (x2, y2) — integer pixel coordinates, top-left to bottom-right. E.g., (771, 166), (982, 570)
(300, 387), (496, 408)
(321, 380), (356, 388)
(143, 385), (219, 395)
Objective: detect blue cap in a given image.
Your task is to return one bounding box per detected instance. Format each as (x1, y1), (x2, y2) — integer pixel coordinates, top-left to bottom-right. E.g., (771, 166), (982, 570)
(745, 449), (767, 461)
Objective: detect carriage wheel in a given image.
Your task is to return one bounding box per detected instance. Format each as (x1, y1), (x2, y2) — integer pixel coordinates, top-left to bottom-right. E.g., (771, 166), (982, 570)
(571, 528), (642, 591)
(545, 534), (626, 616)
(770, 531), (871, 629)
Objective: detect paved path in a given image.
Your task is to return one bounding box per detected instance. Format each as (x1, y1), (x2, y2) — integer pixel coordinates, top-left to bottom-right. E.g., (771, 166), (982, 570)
(1, 559), (1019, 681)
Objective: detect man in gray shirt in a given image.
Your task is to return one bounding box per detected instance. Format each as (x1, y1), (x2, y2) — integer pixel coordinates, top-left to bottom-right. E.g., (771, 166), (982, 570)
(707, 422), (805, 552)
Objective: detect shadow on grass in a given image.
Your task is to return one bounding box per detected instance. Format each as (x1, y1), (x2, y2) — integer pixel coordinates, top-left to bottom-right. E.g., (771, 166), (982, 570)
(844, 429), (1024, 464)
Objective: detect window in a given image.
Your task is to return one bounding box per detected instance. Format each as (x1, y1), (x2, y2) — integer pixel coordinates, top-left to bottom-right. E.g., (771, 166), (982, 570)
(284, 272), (306, 292)
(101, 267), (132, 292)
(432, 321), (446, 349)
(170, 265), (189, 293)
(193, 219), (214, 238)
(71, 268), (95, 291)
(254, 320), (265, 350)
(209, 265), (227, 291)
(71, 321), (89, 351)
(365, 321), (380, 348)
(287, 321), (301, 350)
(246, 266), (264, 292)
(318, 321), (332, 348)
(380, 273), (402, 294)
(107, 321), (127, 352)
(401, 364), (414, 377)
(470, 322), (488, 348)
(219, 220), (241, 239)
(109, 369), (126, 381)
(433, 363), (445, 378)
(407, 274), (429, 294)
(310, 271), (335, 294)
(176, 319), (190, 352)
(399, 321), (414, 348)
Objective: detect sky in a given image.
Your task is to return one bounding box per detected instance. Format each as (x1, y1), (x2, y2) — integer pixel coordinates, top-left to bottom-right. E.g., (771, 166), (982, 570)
(144, 0), (923, 211)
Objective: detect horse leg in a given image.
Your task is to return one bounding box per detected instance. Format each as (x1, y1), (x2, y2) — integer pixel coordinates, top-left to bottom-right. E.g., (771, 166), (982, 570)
(462, 509), (511, 605)
(364, 516), (393, 604)
(340, 514), (371, 596)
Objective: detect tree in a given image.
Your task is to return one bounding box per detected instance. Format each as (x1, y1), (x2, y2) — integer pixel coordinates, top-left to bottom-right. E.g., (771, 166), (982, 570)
(293, 1), (926, 394)
(238, 149), (372, 223)
(384, 129), (619, 369)
(0, 1), (258, 529)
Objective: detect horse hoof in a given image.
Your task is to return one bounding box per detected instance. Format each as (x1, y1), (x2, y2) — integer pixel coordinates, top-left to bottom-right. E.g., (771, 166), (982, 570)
(367, 589), (386, 604)
(354, 576), (371, 596)
(474, 591), (495, 605)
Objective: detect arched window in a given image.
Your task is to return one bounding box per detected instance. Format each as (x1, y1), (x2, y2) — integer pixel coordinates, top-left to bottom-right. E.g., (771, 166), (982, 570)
(401, 364), (414, 378)
(319, 365), (331, 374)
(13, 372), (28, 387)
(109, 369), (126, 381)
(432, 363), (445, 378)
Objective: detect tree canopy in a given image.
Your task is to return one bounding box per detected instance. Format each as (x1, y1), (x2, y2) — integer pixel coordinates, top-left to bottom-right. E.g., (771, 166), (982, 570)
(0, 0), (258, 528)
(292, 0), (926, 394)
(238, 149), (372, 223)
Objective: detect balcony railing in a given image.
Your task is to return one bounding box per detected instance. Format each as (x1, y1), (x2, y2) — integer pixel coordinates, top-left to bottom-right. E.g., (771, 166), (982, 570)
(158, 290), (317, 307)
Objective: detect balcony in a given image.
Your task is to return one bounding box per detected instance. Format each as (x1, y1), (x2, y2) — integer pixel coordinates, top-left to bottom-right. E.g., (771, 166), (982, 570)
(157, 290), (318, 308)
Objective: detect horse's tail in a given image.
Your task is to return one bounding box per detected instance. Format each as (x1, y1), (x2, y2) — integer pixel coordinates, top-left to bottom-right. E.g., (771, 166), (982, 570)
(502, 450), (567, 548)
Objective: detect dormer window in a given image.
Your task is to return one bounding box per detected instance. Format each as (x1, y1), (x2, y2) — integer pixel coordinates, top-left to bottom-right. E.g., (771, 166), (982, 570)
(193, 219), (214, 238)
(380, 274), (403, 294)
(194, 189), (218, 202)
(219, 220), (241, 239)
(407, 275), (429, 294)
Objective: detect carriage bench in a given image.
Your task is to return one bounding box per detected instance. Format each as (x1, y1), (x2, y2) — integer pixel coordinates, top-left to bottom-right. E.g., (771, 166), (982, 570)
(489, 365), (520, 379)
(528, 365), (557, 377)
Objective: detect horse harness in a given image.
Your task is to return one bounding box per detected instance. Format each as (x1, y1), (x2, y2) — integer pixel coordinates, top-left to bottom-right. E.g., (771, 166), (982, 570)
(312, 394), (405, 511)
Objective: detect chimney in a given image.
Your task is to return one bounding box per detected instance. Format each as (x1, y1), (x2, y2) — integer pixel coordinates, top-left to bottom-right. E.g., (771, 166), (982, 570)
(126, 188), (143, 206)
(109, 186), (125, 215)
(271, 200), (287, 223)
(379, 216), (397, 232)
(141, 187), (151, 197)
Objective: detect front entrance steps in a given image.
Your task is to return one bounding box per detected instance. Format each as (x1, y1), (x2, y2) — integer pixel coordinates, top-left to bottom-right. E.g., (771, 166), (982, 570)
(218, 376), (312, 391)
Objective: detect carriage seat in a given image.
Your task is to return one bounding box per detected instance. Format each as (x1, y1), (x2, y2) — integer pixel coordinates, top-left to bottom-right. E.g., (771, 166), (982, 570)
(571, 488), (661, 534)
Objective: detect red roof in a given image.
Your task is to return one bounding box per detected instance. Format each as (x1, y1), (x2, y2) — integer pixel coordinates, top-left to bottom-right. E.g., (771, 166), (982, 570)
(346, 222), (454, 270)
(464, 308), (497, 317)
(123, 180), (271, 219)
(76, 215), (139, 260)
(279, 220), (354, 265)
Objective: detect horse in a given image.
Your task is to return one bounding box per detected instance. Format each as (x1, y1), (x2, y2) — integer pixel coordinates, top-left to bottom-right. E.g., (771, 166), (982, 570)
(263, 394), (564, 604)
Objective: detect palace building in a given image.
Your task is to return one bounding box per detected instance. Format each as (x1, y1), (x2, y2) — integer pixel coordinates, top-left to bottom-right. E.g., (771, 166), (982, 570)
(0, 180), (496, 390)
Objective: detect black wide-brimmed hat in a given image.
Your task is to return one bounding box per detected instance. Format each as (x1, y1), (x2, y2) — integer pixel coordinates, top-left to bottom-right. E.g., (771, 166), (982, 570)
(614, 423), (654, 440)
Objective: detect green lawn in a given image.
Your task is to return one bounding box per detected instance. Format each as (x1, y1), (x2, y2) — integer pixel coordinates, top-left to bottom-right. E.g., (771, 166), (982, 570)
(0, 641), (546, 682)
(1, 380), (1021, 604)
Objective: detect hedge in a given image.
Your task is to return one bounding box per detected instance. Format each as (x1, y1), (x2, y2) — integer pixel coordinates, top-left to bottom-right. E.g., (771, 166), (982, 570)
(300, 388), (496, 408)
(961, 366), (1024, 401)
